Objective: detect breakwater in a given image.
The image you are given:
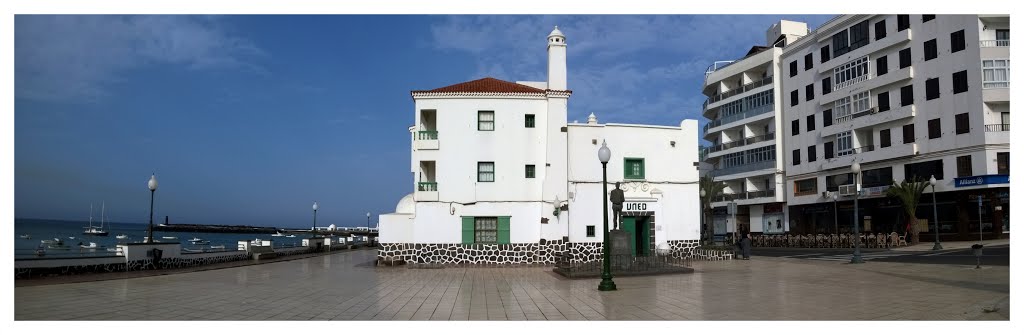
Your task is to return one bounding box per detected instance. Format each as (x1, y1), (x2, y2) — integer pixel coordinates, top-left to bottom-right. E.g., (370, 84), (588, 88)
(153, 224), (279, 234)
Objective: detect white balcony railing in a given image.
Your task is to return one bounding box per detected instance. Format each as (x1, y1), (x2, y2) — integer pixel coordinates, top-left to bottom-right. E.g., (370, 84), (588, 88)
(980, 40), (1010, 47)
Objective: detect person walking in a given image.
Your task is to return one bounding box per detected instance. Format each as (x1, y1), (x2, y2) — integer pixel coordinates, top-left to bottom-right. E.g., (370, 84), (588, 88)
(740, 230), (752, 260)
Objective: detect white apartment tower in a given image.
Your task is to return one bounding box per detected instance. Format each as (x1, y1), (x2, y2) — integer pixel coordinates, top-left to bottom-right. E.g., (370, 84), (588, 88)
(700, 20), (808, 237)
(781, 15), (1009, 240)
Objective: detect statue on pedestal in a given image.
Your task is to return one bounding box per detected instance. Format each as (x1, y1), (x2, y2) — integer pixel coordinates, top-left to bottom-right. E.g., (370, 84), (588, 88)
(610, 182), (625, 230)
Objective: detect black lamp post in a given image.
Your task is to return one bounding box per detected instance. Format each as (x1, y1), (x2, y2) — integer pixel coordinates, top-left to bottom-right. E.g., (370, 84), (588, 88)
(312, 201), (319, 237)
(930, 175), (942, 250)
(597, 140), (616, 291)
(147, 174), (158, 244)
(699, 188), (706, 244)
(850, 162), (864, 264)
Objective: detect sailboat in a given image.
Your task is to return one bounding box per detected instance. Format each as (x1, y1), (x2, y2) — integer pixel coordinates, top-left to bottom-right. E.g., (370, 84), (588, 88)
(83, 202), (109, 236)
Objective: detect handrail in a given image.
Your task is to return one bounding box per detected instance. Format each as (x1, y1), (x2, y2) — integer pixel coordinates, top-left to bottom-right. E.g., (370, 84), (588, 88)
(711, 189), (776, 202)
(837, 145), (875, 157)
(705, 76), (774, 106)
(707, 133), (776, 154)
(984, 124), (1010, 132)
(980, 40), (1010, 47)
(703, 103), (775, 134)
(417, 130), (438, 140)
(709, 160), (777, 177)
(417, 182), (438, 191)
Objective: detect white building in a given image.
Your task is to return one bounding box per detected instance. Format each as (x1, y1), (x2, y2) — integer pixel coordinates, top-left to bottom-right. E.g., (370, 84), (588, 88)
(700, 20), (809, 237)
(378, 27), (702, 265)
(781, 15), (1009, 240)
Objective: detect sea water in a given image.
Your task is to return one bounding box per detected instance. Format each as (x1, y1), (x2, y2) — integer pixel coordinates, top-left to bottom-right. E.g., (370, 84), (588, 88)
(14, 218), (320, 259)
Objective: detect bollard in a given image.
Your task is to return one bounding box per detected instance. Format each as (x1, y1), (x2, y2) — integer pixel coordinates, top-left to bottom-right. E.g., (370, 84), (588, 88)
(971, 244), (983, 269)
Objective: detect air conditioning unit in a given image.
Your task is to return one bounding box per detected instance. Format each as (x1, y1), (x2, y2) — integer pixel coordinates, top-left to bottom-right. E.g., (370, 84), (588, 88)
(838, 184), (858, 196)
(869, 107), (879, 114)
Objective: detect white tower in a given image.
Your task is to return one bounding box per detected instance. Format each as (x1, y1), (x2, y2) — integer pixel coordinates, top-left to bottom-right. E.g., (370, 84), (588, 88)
(547, 26), (567, 90)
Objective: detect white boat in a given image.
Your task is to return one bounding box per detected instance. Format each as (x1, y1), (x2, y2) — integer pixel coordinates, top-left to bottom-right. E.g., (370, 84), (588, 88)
(209, 245), (225, 250)
(106, 247), (120, 252)
(271, 231), (286, 237)
(116, 234), (129, 239)
(41, 237), (62, 245)
(80, 242), (102, 250)
(47, 244), (71, 250)
(35, 247), (46, 256)
(20, 234), (31, 239)
(162, 236), (179, 240)
(285, 234), (297, 238)
(189, 237), (209, 245)
(82, 202), (109, 236)
(188, 237), (204, 242)
(68, 236), (76, 240)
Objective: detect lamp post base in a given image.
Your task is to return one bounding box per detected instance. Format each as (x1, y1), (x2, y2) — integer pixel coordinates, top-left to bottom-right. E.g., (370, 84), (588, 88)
(932, 242), (943, 251)
(850, 255), (864, 264)
(598, 278), (617, 291)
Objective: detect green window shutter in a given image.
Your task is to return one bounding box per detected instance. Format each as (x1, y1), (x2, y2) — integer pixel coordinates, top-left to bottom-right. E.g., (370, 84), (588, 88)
(462, 217), (475, 244)
(639, 159), (645, 179)
(497, 216), (511, 244)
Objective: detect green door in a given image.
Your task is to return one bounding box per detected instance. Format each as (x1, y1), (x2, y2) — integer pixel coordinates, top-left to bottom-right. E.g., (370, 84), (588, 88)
(638, 218), (650, 256)
(622, 216), (637, 255)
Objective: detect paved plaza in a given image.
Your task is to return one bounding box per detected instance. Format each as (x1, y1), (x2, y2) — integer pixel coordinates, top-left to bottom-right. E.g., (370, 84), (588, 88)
(14, 249), (1009, 320)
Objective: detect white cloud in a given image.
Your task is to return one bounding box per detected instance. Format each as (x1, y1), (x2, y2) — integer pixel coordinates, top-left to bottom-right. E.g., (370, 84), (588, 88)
(15, 15), (265, 103)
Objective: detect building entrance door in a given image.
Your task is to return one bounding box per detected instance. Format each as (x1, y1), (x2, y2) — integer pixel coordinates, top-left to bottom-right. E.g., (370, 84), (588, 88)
(621, 216), (651, 256)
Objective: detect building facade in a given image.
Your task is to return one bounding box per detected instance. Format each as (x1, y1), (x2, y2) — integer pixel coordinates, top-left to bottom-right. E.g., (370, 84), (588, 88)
(377, 27), (701, 265)
(700, 20), (809, 237)
(780, 14), (1010, 240)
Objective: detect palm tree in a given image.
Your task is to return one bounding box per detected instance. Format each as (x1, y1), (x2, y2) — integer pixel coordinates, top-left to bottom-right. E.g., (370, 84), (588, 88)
(885, 178), (930, 244)
(699, 176), (726, 245)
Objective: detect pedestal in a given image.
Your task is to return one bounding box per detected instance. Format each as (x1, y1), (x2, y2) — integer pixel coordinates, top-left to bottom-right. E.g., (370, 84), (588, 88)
(609, 230), (632, 269)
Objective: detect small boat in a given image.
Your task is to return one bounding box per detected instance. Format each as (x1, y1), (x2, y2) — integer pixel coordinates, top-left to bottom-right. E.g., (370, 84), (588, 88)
(285, 234), (297, 238)
(47, 244), (71, 250)
(271, 231), (286, 237)
(162, 236), (178, 240)
(208, 245), (225, 250)
(116, 234), (129, 239)
(80, 242), (101, 249)
(20, 234), (31, 239)
(189, 237), (209, 245)
(183, 248), (205, 253)
(41, 238), (63, 245)
(67, 236), (76, 240)
(82, 203), (110, 236)
(106, 247), (120, 252)
(35, 247), (46, 256)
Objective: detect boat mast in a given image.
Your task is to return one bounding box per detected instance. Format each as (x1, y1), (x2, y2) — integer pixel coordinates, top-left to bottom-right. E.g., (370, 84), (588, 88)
(89, 203), (94, 229)
(101, 201), (106, 230)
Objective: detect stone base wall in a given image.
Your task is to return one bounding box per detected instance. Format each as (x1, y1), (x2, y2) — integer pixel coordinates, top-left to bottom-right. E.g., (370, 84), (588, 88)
(379, 240), (703, 265)
(15, 262), (128, 279)
(690, 248), (734, 261)
(667, 240), (700, 259)
(126, 252), (253, 271)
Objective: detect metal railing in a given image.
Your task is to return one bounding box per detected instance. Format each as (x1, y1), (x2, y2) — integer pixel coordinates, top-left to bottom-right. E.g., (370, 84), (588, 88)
(707, 133), (775, 154)
(837, 145), (875, 157)
(703, 103), (775, 134)
(708, 160), (777, 177)
(417, 130), (438, 140)
(985, 124), (1010, 132)
(704, 61), (737, 80)
(554, 253), (691, 279)
(851, 107), (880, 119)
(417, 182), (437, 191)
(980, 40), (1010, 47)
(705, 76), (774, 106)
(712, 189), (776, 202)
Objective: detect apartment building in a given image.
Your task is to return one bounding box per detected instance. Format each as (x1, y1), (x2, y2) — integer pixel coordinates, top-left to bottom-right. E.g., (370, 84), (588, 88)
(700, 20), (809, 237)
(781, 15), (1009, 241)
(378, 27), (702, 265)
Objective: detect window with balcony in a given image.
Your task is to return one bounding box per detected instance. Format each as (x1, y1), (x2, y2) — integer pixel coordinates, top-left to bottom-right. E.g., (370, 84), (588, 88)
(996, 30), (1010, 46)
(808, 145), (817, 162)
(792, 119), (800, 136)
(789, 61), (798, 77)
(928, 118), (942, 139)
(834, 97), (851, 124)
(744, 90), (774, 111)
(878, 91), (890, 112)
(982, 60), (1010, 88)
(853, 91), (870, 114)
(957, 155), (973, 178)
(824, 141), (834, 159)
(862, 167), (893, 188)
(903, 124), (915, 144)
(905, 160), (943, 181)
(805, 83), (814, 101)
(478, 162), (495, 182)
(922, 15), (935, 22)
(820, 45), (831, 63)
(525, 164), (536, 178)
(953, 70), (969, 93)
(875, 19), (887, 40)
(792, 149), (801, 165)
(721, 99), (744, 118)
(880, 129), (891, 148)
(837, 131), (853, 156)
(876, 55), (888, 76)
(899, 48), (912, 69)
(926, 78), (940, 100)
(833, 56), (870, 90)
(900, 85), (914, 106)
(525, 114), (535, 128)
(897, 15), (910, 31)
(624, 158), (645, 179)
(924, 39), (938, 61)
(997, 152), (1009, 175)
(722, 152), (744, 168)
(807, 114), (816, 131)
(794, 178), (817, 196)
(478, 111), (495, 131)
(790, 90), (799, 107)
(805, 53), (813, 70)
(826, 173), (854, 192)
(822, 77), (832, 95)
(823, 109), (833, 127)
(951, 29), (966, 53)
(955, 113), (970, 134)
(746, 145), (775, 164)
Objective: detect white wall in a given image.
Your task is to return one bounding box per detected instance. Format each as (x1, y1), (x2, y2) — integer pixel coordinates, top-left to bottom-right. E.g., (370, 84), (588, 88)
(411, 202), (549, 244)
(378, 214), (414, 243)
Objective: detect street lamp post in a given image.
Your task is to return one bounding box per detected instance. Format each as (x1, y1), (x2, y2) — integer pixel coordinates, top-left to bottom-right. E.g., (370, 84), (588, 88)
(366, 212), (370, 228)
(700, 188), (706, 244)
(147, 174), (158, 244)
(831, 192), (839, 235)
(312, 201), (319, 237)
(597, 140), (617, 291)
(850, 163), (864, 264)
(930, 176), (942, 250)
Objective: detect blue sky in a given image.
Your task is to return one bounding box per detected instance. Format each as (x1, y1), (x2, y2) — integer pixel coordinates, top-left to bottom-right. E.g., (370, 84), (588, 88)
(15, 15), (832, 228)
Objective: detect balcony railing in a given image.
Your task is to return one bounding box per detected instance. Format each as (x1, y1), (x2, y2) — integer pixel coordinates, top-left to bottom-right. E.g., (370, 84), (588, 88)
(985, 124), (1010, 132)
(708, 160), (776, 178)
(707, 133), (775, 154)
(417, 130), (438, 140)
(837, 145), (875, 157)
(704, 76), (774, 107)
(703, 103), (775, 134)
(980, 40), (1010, 47)
(417, 182), (438, 191)
(711, 189), (777, 202)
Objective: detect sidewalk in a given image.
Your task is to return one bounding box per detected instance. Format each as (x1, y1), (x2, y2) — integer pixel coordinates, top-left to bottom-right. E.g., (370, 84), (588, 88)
(894, 237), (1009, 252)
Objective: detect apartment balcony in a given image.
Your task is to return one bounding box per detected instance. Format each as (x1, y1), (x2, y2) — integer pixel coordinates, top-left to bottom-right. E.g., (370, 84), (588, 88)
(820, 63), (913, 106)
(710, 189), (779, 207)
(703, 103), (775, 137)
(817, 26), (911, 75)
(708, 160), (777, 178)
(983, 86), (1009, 102)
(980, 40), (1010, 47)
(703, 76), (774, 114)
(415, 182), (438, 202)
(984, 123), (1010, 145)
(985, 124), (1010, 132)
(706, 133), (776, 158)
(817, 142), (917, 172)
(821, 104), (916, 138)
(414, 130), (439, 150)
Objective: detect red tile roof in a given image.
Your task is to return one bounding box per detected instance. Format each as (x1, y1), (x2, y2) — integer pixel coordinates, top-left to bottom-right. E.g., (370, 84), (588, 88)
(412, 77), (546, 94)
